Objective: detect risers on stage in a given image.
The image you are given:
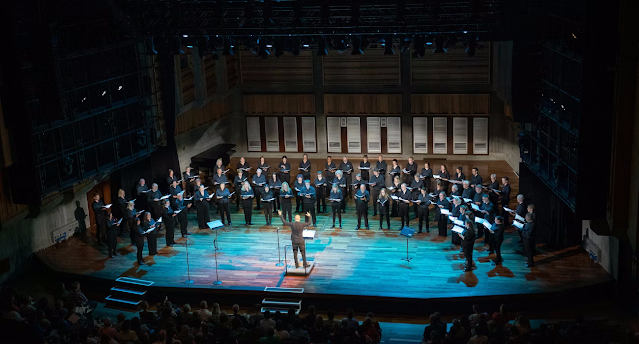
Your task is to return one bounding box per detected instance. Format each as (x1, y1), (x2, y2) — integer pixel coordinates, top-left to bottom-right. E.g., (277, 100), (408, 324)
(286, 261), (315, 276)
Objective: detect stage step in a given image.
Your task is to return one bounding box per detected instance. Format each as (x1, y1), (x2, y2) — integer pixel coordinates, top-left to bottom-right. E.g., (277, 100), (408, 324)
(115, 277), (154, 287)
(110, 286), (147, 296)
(264, 287), (304, 293)
(105, 295), (142, 306)
(262, 298), (302, 308)
(261, 306), (301, 315)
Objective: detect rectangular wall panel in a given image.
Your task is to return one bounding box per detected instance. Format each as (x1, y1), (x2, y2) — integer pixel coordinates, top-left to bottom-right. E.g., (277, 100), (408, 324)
(283, 117), (298, 152)
(473, 117), (489, 154)
(264, 117), (279, 152)
(347, 117), (361, 153)
(367, 117), (382, 153)
(246, 116), (262, 151)
(413, 117), (428, 154)
(301, 117), (317, 152)
(326, 117), (342, 153)
(386, 117), (402, 153)
(453, 117), (468, 154)
(433, 117), (448, 154)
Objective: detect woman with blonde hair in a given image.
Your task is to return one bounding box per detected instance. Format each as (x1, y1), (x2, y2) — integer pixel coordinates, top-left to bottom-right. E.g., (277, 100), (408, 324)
(240, 181), (254, 225)
(329, 183), (343, 228)
(279, 182), (293, 222)
(377, 188), (390, 230)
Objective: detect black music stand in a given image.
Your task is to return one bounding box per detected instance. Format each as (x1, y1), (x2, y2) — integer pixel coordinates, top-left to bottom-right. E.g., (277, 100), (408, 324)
(399, 226), (415, 262)
(207, 221), (224, 285)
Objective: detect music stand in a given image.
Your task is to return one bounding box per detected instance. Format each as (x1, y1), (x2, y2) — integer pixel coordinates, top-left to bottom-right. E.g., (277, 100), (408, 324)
(399, 226), (415, 262)
(207, 221), (224, 285)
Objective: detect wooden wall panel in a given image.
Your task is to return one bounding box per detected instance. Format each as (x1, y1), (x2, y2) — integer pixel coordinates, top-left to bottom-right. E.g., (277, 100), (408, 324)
(323, 49), (401, 85)
(240, 51), (313, 85)
(226, 55), (238, 89)
(412, 44), (491, 85)
(203, 55), (217, 98)
(324, 94), (402, 115)
(175, 96), (231, 136)
(411, 94), (490, 115)
(326, 116), (400, 154)
(243, 94), (315, 115)
(245, 115), (316, 153)
(180, 54), (196, 106)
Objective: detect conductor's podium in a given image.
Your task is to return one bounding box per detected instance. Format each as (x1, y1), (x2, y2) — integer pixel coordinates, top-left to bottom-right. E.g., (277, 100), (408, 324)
(285, 229), (316, 276)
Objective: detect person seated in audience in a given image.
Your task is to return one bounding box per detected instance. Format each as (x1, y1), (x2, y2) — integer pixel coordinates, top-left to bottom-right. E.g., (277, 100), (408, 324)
(97, 317), (119, 341)
(118, 319), (139, 342)
(468, 325), (489, 344)
(230, 304), (248, 326)
(363, 317), (381, 343)
(303, 305), (317, 329)
(113, 313), (126, 331)
(289, 319), (310, 341)
(423, 313), (446, 341)
(260, 326), (280, 344)
(274, 320), (290, 340)
(328, 322), (343, 344)
(249, 303), (265, 325)
(342, 308), (359, 329)
(261, 310), (276, 330)
(469, 304), (488, 327)
(367, 312), (382, 340)
(197, 300), (213, 322)
(310, 315), (329, 343)
(138, 301), (157, 323)
(230, 316), (251, 340)
(177, 324), (195, 344)
(210, 302), (222, 323)
(68, 281), (97, 313)
(178, 303), (195, 327)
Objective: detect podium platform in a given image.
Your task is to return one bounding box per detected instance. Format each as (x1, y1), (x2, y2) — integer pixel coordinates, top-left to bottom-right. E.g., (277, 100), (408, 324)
(286, 261), (314, 276)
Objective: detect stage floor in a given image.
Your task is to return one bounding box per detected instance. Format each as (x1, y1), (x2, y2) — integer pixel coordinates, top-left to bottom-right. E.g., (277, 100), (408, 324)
(37, 206), (612, 300)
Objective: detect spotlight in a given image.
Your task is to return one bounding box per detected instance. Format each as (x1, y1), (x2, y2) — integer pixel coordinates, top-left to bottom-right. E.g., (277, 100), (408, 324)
(223, 37), (234, 56)
(334, 36), (347, 53)
(383, 35), (394, 55)
(412, 36), (425, 58)
(318, 36), (328, 56)
(351, 36), (363, 55)
(258, 38), (270, 59)
(433, 36), (447, 53)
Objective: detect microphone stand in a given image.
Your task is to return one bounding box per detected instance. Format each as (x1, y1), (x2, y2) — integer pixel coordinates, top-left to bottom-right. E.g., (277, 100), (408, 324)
(213, 234), (222, 285)
(184, 238), (194, 284)
(276, 227), (284, 266)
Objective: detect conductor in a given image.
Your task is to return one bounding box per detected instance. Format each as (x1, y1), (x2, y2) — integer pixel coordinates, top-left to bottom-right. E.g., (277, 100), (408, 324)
(278, 210), (312, 269)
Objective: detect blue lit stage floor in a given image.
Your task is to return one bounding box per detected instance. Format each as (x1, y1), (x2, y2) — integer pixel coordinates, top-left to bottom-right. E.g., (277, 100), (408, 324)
(37, 208), (612, 300)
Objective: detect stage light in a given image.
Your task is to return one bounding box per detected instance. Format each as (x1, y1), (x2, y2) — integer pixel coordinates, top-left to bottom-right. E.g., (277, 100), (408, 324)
(412, 35), (425, 58)
(334, 37), (347, 53)
(433, 36), (447, 53)
(118, 86), (122, 91)
(401, 36), (411, 53)
(318, 36), (328, 56)
(102, 91), (107, 96)
(223, 37), (234, 56)
(383, 35), (394, 55)
(258, 38), (270, 59)
(351, 36), (363, 55)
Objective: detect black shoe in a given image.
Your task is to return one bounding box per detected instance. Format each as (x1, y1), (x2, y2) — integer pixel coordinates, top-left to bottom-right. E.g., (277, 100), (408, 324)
(379, 226), (382, 230)
(138, 260), (145, 265)
(426, 229), (430, 233)
(339, 225), (342, 229)
(185, 232), (192, 235)
(113, 252), (119, 256)
(418, 230), (422, 233)
(109, 255), (114, 258)
(366, 227), (370, 230)
(464, 268), (472, 272)
(356, 227), (360, 230)
(313, 223), (317, 227)
(373, 213), (377, 216)
(229, 222), (232, 226)
(182, 235), (186, 238)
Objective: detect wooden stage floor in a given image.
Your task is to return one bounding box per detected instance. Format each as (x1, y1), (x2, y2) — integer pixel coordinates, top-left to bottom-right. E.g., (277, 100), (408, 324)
(37, 160), (612, 300)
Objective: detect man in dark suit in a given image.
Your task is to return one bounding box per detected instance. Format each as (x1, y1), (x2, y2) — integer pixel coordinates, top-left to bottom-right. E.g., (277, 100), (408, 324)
(461, 219), (476, 272)
(520, 212), (535, 268)
(515, 194), (526, 243)
(279, 210), (312, 268)
(491, 216), (505, 266)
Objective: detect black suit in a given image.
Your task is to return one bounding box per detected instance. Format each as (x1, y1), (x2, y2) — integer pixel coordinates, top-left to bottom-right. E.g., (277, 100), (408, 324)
(106, 219), (119, 256)
(397, 190), (411, 229)
(134, 223), (146, 263)
(521, 221), (535, 267)
(161, 206), (177, 246)
(491, 223), (504, 264)
(461, 226), (476, 270)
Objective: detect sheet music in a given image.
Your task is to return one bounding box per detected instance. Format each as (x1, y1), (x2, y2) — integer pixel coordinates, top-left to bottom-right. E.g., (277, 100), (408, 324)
(433, 175), (441, 179)
(515, 214), (526, 222)
(390, 195), (399, 200)
(359, 167), (370, 170)
(229, 192), (236, 197)
(454, 219), (465, 227)
(103, 204), (112, 209)
(329, 198), (341, 202)
(156, 217), (163, 223)
(471, 203), (480, 211)
(141, 190), (150, 193)
(261, 198), (275, 202)
(513, 221), (524, 229)
(402, 169), (411, 174)
(184, 196), (194, 201)
(463, 198), (473, 203)
(441, 209), (450, 215)
(452, 226), (464, 234)
(448, 215), (457, 222)
(503, 206), (515, 213)
(116, 218), (122, 225)
(174, 209), (182, 214)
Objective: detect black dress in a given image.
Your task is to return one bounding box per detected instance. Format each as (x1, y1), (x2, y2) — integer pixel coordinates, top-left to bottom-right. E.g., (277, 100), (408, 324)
(436, 198), (451, 237)
(161, 206), (177, 246)
(142, 220), (157, 255)
(194, 190), (211, 229)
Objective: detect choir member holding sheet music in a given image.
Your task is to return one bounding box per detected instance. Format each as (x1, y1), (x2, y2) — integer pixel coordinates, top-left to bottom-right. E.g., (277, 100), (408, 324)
(510, 194), (526, 243)
(214, 158), (226, 175)
(213, 169), (229, 190)
(279, 182), (293, 222)
(491, 216), (505, 265)
(369, 168), (385, 216)
(403, 157), (418, 184)
(236, 157), (251, 177)
(333, 171), (347, 213)
(389, 159), (401, 182)
(437, 164), (450, 192)
(258, 156), (270, 174)
(141, 212), (158, 256)
(416, 188), (431, 233)
(279, 156), (291, 185)
(352, 174), (367, 194)
(359, 155), (371, 181)
(136, 178), (149, 211)
(294, 174), (305, 213)
(421, 162), (434, 191)
(454, 167), (466, 183)
(167, 169), (178, 189)
(161, 200), (178, 247)
(173, 193), (192, 237)
(460, 217), (476, 272)
(240, 182), (255, 225)
(389, 175), (401, 217)
(314, 171), (327, 213)
(396, 184), (412, 230)
(472, 185), (484, 206)
(470, 167), (483, 188)
(377, 189), (390, 230)
(233, 170), (247, 211)
(169, 180), (184, 209)
(410, 174), (424, 219)
(451, 184), (462, 197)
(134, 218), (147, 264)
(194, 185), (212, 229)
(261, 185), (275, 226)
(92, 193), (109, 245)
(269, 173), (282, 214)
(329, 183), (343, 228)
(480, 194), (496, 252)
(355, 184), (370, 230)
(298, 180), (317, 227)
(375, 155), (387, 182)
(454, 205), (470, 250)
(339, 156), (354, 198)
(324, 156), (337, 183)
(436, 191), (451, 237)
(520, 212), (535, 267)
(299, 154), (312, 181)
(125, 201), (143, 245)
(215, 183), (232, 226)
(116, 189), (128, 234)
(147, 183), (163, 220)
(183, 166), (197, 197)
(461, 180), (475, 200)
(499, 177), (512, 223)
(106, 213), (121, 258)
(450, 198), (462, 245)
(252, 168), (267, 211)
(488, 174), (500, 207)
